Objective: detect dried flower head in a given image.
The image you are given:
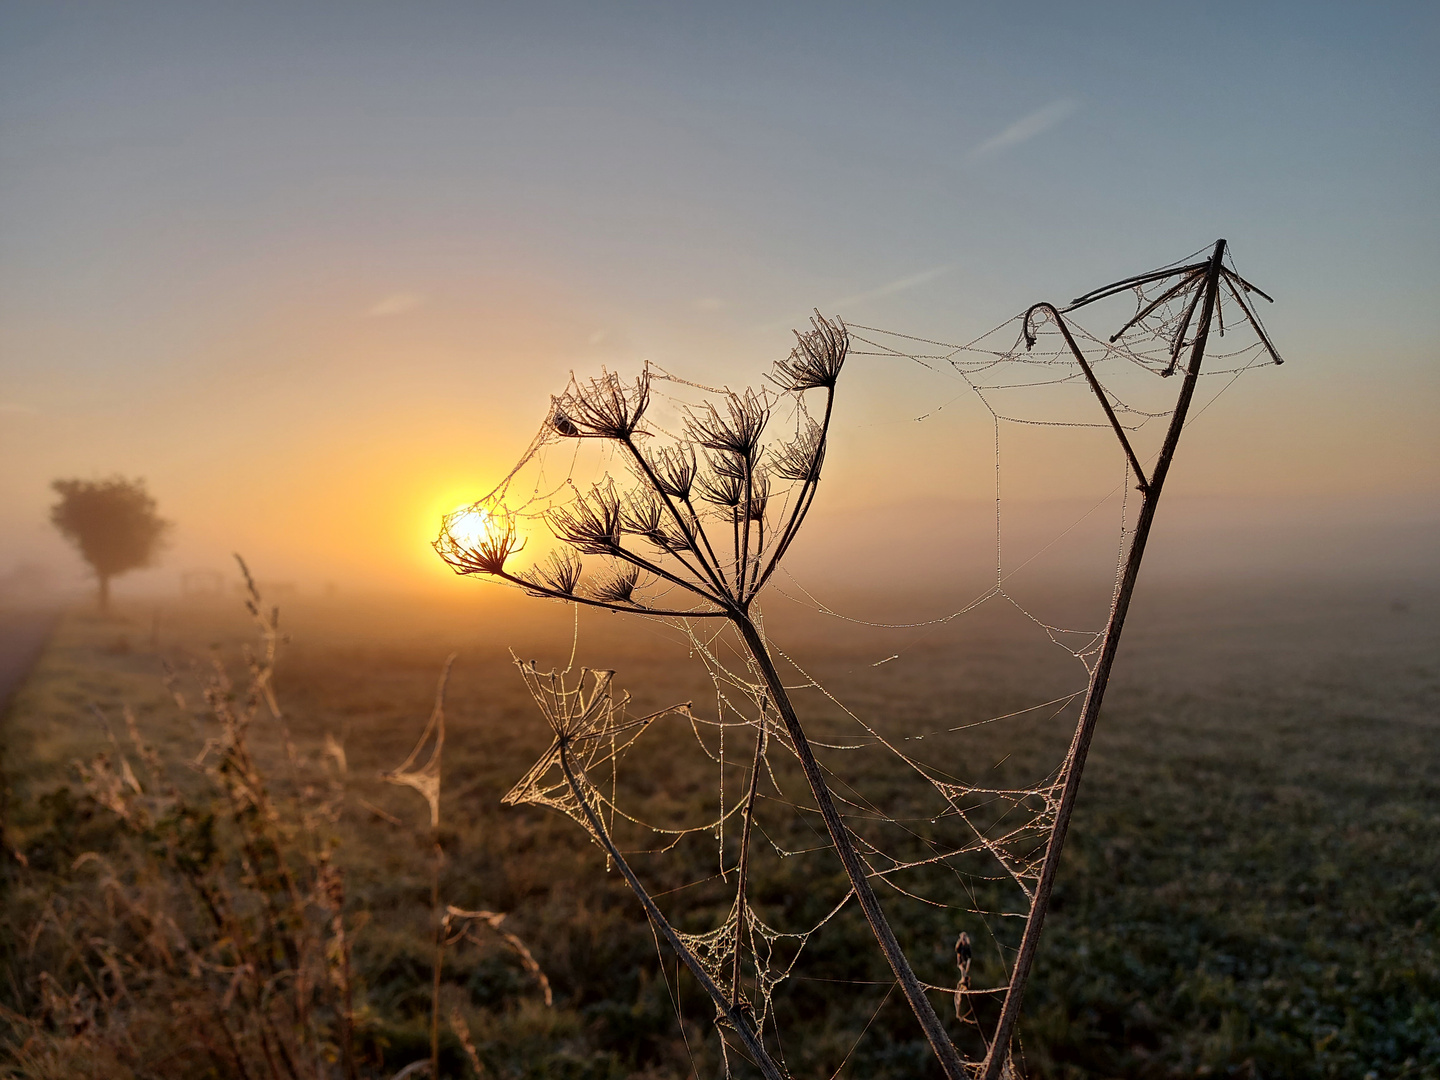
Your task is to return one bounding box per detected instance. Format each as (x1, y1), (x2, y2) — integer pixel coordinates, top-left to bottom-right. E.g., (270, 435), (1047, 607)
(551, 370), (650, 440)
(706, 448), (746, 481)
(434, 504), (524, 576)
(772, 312), (848, 391)
(519, 550), (584, 597)
(644, 444), (698, 499)
(686, 389), (770, 461)
(588, 563), (642, 605)
(695, 469), (744, 509)
(772, 418), (826, 481)
(547, 484), (624, 554)
(620, 491), (664, 536)
(744, 472), (770, 523)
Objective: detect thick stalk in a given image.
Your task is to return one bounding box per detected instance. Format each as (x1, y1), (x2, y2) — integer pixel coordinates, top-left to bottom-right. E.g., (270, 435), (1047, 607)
(557, 740), (786, 1080)
(732, 615), (968, 1080)
(979, 239), (1226, 1079)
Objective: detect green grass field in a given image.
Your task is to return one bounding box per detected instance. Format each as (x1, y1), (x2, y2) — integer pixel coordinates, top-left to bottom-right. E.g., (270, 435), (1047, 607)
(3, 576), (1436, 1078)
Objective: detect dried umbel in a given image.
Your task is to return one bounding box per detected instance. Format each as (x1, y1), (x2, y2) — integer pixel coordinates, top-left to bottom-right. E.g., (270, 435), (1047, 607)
(434, 314), (851, 617)
(434, 313), (980, 1078)
(771, 417), (825, 482)
(686, 388), (770, 461)
(551, 370), (650, 440)
(588, 563), (642, 605)
(546, 483), (625, 555)
(644, 443), (698, 499)
(771, 310), (849, 391)
(434, 503), (523, 576)
(518, 549), (584, 597)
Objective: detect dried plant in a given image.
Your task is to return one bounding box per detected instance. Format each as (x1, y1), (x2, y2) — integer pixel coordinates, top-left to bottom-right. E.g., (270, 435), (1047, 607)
(3, 560), (549, 1080)
(434, 313), (975, 1074)
(11, 558), (372, 1080)
(438, 246), (1283, 1077)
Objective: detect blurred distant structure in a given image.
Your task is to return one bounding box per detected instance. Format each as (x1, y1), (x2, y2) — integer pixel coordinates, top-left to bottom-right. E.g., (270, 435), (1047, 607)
(49, 476), (171, 613)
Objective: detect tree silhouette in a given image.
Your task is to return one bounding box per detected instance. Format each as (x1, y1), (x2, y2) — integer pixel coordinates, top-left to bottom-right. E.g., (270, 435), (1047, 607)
(50, 477), (171, 612)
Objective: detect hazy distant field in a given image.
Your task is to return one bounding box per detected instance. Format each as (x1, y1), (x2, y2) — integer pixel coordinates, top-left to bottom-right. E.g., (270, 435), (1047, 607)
(3, 576), (1437, 1078)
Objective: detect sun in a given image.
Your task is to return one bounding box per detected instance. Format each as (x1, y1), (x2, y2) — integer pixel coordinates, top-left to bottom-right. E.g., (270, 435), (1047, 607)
(446, 505), (494, 552)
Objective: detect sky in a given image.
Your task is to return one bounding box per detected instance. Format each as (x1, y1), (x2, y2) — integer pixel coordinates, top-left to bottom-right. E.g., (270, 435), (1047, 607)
(1, 1), (1436, 599)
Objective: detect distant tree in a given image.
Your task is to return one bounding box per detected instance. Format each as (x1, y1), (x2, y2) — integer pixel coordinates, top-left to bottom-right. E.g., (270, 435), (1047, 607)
(50, 477), (171, 612)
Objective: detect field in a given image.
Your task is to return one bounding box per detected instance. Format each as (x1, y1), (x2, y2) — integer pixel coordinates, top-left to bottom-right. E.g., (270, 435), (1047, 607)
(2, 575), (1437, 1079)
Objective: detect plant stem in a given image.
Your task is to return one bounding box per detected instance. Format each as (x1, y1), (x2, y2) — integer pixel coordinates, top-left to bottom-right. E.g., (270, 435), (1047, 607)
(732, 614), (967, 1080)
(731, 713), (767, 1009)
(556, 738), (786, 1080)
(431, 839), (443, 1080)
(979, 239), (1227, 1080)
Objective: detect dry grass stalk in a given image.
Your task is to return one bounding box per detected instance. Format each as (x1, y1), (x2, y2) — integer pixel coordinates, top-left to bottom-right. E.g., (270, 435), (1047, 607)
(2, 562), (548, 1079)
(0, 561), (365, 1079)
(382, 655), (551, 1080)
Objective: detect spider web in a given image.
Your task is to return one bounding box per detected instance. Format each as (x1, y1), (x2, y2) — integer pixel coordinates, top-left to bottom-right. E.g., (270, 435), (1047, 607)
(443, 243), (1281, 1075)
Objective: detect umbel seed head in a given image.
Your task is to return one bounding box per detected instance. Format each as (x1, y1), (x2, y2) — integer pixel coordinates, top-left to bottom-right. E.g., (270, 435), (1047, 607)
(434, 504), (524, 576)
(772, 312), (848, 391)
(550, 370), (650, 440)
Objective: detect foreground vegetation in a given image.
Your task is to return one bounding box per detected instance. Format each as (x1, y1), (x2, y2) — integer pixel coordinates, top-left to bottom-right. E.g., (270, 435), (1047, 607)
(3, 578), (1437, 1078)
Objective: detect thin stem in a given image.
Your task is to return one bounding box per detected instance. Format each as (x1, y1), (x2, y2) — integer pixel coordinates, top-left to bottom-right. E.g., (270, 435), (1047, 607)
(732, 614), (967, 1080)
(1220, 271), (1284, 365)
(979, 238), (1228, 1080)
(681, 492), (732, 593)
(555, 737), (786, 1080)
(1065, 259), (1210, 310)
(638, 522), (717, 593)
(1164, 274), (1206, 376)
(732, 508), (742, 597)
(731, 711), (767, 1009)
(1221, 266), (1274, 304)
(747, 512), (765, 602)
(622, 438), (732, 596)
(598, 540), (727, 606)
(494, 568), (727, 618)
(1105, 269), (1206, 343)
(430, 839), (443, 1080)
(1025, 303), (1150, 493)
(752, 387), (836, 598)
(739, 463), (753, 603)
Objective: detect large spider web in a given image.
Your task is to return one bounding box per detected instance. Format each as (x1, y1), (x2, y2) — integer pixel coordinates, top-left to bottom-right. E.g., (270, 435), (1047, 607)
(440, 244), (1281, 1075)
